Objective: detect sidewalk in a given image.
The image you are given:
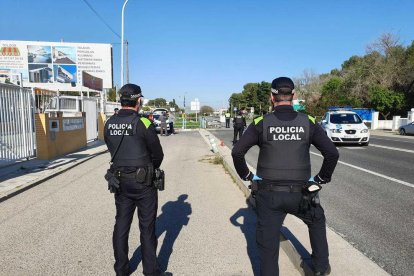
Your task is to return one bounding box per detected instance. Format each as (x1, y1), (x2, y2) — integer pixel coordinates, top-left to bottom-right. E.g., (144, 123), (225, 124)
(0, 140), (108, 202)
(201, 129), (389, 276)
(0, 131), (297, 275)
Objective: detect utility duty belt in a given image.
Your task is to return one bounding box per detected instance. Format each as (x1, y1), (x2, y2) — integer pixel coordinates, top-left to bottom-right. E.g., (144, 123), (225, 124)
(257, 182), (302, 193)
(105, 164), (165, 193)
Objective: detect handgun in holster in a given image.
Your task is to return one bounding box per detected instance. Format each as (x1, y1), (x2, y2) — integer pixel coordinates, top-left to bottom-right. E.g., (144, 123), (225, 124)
(299, 181), (322, 213)
(105, 169), (120, 194)
(249, 181), (259, 198)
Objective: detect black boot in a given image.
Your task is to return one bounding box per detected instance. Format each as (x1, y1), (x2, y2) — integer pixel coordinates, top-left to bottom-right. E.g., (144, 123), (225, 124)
(314, 264), (331, 276)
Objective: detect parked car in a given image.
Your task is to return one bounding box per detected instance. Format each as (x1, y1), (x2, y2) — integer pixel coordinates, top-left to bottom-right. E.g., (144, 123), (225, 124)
(152, 114), (170, 133)
(399, 122), (414, 135)
(207, 119), (222, 128)
(153, 108), (169, 115)
(320, 110), (370, 146)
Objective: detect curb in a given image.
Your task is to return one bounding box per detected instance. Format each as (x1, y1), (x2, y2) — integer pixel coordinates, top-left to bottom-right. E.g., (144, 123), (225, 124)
(0, 149), (108, 203)
(198, 129), (313, 275)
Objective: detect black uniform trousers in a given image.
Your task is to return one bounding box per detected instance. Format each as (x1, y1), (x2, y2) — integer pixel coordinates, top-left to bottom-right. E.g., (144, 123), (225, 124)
(255, 189), (329, 276)
(225, 118), (230, 128)
(233, 126), (244, 143)
(113, 178), (160, 276)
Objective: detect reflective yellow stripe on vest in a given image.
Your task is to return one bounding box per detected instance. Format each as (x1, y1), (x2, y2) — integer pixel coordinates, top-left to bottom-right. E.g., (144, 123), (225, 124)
(307, 115), (316, 124)
(254, 116), (263, 125)
(140, 117), (152, 129)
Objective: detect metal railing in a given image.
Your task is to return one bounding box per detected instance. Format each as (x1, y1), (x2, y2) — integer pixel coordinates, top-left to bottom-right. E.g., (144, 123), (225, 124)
(0, 83), (36, 167)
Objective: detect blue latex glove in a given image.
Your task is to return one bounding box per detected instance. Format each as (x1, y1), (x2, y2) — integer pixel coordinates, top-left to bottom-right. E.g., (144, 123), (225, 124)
(309, 175), (327, 184)
(252, 174), (262, 181)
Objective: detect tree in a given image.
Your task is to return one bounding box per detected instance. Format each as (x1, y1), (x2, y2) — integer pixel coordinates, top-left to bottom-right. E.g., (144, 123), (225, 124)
(147, 98), (167, 107)
(200, 105), (214, 115)
(228, 82), (271, 114)
(369, 86), (404, 119)
(227, 33), (413, 118)
(107, 87), (117, 102)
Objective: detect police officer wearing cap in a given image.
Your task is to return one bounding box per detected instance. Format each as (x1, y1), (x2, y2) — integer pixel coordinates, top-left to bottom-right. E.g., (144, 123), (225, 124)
(104, 84), (165, 276)
(233, 111), (246, 145)
(232, 77), (339, 276)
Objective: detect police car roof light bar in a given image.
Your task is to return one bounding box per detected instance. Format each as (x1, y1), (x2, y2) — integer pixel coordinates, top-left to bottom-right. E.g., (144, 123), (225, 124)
(328, 106), (353, 111)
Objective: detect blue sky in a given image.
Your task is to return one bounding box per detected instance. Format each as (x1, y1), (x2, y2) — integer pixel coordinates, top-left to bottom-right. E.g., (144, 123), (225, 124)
(1, 0), (413, 108)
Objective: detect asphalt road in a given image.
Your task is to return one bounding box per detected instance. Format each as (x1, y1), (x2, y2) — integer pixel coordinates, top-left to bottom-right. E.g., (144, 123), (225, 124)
(209, 129), (414, 276)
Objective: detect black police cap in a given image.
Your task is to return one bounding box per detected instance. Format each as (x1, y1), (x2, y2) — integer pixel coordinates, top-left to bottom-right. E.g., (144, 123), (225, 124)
(119, 83), (144, 99)
(271, 77), (294, 94)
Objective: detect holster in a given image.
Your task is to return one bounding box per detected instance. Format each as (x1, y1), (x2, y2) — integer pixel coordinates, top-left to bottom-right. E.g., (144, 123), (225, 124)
(153, 168), (165, 191)
(299, 182), (322, 214)
(249, 181), (259, 198)
(105, 169), (120, 194)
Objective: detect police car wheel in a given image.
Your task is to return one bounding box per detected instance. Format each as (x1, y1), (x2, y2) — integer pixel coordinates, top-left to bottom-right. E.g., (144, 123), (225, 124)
(361, 142), (369, 146)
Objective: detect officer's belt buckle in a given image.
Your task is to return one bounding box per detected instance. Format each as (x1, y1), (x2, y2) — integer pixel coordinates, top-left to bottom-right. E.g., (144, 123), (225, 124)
(118, 171), (136, 179)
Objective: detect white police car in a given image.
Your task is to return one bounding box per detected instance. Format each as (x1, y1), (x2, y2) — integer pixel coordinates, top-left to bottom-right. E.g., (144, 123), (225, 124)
(320, 111), (370, 146)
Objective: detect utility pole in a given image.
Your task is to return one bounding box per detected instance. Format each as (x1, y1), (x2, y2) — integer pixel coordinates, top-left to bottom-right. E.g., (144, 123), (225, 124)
(120, 0), (129, 87)
(126, 40), (129, 84)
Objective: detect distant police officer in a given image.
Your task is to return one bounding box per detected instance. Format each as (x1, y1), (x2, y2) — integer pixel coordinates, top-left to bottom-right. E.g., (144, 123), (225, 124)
(104, 84), (165, 276)
(225, 112), (231, 128)
(232, 77), (339, 276)
(233, 111), (246, 145)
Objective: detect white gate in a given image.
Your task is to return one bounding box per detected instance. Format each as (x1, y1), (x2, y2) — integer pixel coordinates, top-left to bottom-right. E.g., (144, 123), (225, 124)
(83, 98), (98, 141)
(0, 83), (36, 167)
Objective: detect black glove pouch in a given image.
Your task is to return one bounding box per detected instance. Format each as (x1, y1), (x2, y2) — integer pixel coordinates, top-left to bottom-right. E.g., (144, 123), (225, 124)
(105, 169), (120, 194)
(153, 168), (165, 191)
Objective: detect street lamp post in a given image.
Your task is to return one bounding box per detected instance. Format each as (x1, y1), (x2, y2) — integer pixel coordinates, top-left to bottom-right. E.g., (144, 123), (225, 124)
(120, 0), (129, 87)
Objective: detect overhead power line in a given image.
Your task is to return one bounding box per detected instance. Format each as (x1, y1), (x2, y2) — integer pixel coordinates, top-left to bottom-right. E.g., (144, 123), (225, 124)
(81, 0), (121, 39)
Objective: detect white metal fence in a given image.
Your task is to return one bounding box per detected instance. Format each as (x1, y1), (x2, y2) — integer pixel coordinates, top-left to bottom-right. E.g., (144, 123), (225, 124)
(0, 83), (36, 167)
(83, 98), (98, 141)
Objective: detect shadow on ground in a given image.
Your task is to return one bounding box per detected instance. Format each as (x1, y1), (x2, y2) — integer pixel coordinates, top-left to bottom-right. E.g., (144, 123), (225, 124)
(129, 194), (192, 273)
(230, 201), (260, 276)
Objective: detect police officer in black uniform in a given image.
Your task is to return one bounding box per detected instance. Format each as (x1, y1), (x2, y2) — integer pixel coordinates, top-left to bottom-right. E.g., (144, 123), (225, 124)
(233, 111), (246, 145)
(104, 84), (165, 276)
(232, 77), (339, 276)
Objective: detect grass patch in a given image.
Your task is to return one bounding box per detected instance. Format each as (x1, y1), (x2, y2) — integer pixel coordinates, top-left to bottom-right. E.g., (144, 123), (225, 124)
(212, 155), (223, 165)
(175, 118), (200, 129)
(198, 154), (223, 165)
